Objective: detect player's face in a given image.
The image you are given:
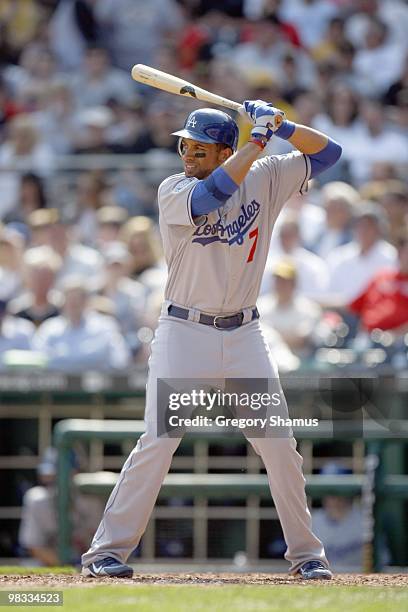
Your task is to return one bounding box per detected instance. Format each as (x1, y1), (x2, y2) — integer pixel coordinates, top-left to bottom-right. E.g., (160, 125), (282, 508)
(179, 138), (231, 179)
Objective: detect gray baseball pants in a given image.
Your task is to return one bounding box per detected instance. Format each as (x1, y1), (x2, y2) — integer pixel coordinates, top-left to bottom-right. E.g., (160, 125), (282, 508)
(82, 312), (329, 573)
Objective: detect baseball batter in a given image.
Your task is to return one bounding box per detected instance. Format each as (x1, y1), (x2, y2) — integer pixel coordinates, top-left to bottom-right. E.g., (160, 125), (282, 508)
(82, 100), (342, 579)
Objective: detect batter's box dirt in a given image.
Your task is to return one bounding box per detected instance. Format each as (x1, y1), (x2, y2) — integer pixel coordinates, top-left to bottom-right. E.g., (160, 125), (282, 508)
(0, 573), (407, 587)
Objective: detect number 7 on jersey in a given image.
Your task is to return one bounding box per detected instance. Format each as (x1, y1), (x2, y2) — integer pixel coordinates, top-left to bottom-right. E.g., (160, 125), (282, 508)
(247, 227), (259, 263)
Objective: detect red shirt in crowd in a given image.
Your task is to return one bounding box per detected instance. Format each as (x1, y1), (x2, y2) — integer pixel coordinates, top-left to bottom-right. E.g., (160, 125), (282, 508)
(349, 269), (408, 331)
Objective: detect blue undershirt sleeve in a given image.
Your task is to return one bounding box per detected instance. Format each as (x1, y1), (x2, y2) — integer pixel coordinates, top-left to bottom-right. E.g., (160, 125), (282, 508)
(307, 139), (342, 178)
(191, 166), (239, 217)
(275, 120), (342, 178)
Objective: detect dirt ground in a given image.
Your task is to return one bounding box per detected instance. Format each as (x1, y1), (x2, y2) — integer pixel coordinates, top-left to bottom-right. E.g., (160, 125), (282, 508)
(0, 573), (407, 588)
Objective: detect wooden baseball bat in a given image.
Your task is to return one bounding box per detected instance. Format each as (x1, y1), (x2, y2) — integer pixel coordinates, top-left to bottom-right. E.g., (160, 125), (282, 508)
(131, 64), (243, 113)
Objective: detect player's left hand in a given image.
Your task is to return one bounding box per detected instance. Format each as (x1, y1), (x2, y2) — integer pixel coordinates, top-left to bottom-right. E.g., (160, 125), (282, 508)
(243, 99), (285, 132)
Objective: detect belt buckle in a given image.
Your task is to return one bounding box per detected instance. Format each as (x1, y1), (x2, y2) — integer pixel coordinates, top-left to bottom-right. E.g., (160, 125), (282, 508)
(213, 315), (228, 329)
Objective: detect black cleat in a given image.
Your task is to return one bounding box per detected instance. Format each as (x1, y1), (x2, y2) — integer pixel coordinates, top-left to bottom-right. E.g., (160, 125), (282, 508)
(82, 556), (133, 578)
(296, 560), (333, 580)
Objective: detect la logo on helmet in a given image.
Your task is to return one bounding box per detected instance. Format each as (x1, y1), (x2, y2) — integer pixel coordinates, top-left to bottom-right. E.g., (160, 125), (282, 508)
(187, 116), (197, 128)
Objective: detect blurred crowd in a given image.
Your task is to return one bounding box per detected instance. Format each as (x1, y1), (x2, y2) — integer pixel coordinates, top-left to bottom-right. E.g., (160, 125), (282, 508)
(0, 0), (407, 373)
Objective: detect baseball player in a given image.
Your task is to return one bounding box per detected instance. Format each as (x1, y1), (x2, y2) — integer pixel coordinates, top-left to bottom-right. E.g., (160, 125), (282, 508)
(81, 100), (342, 579)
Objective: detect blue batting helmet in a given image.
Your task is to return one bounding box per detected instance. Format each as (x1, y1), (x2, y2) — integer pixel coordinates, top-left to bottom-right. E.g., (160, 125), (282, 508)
(172, 108), (239, 151)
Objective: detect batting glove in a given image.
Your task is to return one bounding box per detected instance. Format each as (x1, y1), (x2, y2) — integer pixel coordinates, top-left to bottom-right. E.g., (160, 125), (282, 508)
(243, 99), (285, 148)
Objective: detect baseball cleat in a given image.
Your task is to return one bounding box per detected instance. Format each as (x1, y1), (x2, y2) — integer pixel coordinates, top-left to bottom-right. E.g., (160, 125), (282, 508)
(81, 556), (133, 578)
(296, 560), (333, 580)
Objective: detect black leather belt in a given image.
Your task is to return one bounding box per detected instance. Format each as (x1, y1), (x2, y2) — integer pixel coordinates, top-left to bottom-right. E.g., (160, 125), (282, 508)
(168, 305), (259, 330)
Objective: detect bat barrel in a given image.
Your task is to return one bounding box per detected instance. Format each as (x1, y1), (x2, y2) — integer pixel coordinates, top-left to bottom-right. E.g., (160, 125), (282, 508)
(131, 64), (242, 113)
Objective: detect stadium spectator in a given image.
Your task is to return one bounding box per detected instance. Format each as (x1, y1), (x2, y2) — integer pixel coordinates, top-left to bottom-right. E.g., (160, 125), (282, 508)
(327, 204), (398, 303)
(120, 216), (166, 292)
(73, 105), (115, 154)
(312, 83), (360, 179)
(378, 181), (408, 246)
(131, 102), (180, 154)
(0, 0), (42, 65)
(0, 114), (54, 219)
(33, 276), (131, 372)
(312, 461), (391, 572)
(258, 260), (321, 358)
(349, 233), (408, 334)
(311, 16), (349, 63)
(314, 181), (358, 258)
(333, 40), (368, 94)
(262, 215), (330, 300)
(48, 0), (98, 70)
(104, 98), (144, 153)
(256, 0), (301, 48)
(19, 447), (104, 566)
(345, 0), (408, 55)
(271, 187), (326, 251)
(70, 46), (137, 110)
(92, 0), (184, 71)
(28, 209), (105, 289)
(74, 171), (110, 246)
(98, 241), (147, 354)
(352, 17), (406, 97)
(12, 48), (60, 110)
(33, 82), (82, 155)
(345, 98), (408, 186)
(227, 20), (315, 87)
(311, 462), (364, 572)
(94, 206), (128, 249)
(9, 246), (62, 328)
(0, 299), (34, 365)
(279, 0), (339, 50)
(3, 172), (47, 225)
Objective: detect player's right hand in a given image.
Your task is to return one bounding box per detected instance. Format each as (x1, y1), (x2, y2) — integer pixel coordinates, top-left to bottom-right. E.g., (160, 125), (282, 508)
(244, 100), (286, 146)
(243, 99), (285, 133)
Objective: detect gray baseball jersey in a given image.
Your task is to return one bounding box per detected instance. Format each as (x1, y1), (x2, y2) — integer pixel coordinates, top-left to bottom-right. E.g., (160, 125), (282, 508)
(158, 151), (310, 314)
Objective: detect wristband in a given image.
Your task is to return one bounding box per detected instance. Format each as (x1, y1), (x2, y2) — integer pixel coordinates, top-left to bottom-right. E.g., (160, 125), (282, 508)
(275, 120), (296, 140)
(250, 138), (266, 150)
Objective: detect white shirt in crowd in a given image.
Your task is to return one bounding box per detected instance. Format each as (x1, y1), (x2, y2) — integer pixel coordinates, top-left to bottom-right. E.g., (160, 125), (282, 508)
(261, 247), (330, 300)
(312, 116), (362, 166)
(279, 0), (339, 49)
(327, 240), (398, 303)
(105, 277), (147, 336)
(312, 116), (408, 186)
(353, 42), (406, 97)
(315, 228), (349, 260)
(33, 312), (130, 372)
(346, 126), (408, 186)
(269, 204), (326, 253)
(0, 316), (35, 362)
(258, 293), (322, 343)
(70, 67), (137, 109)
(57, 244), (105, 291)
